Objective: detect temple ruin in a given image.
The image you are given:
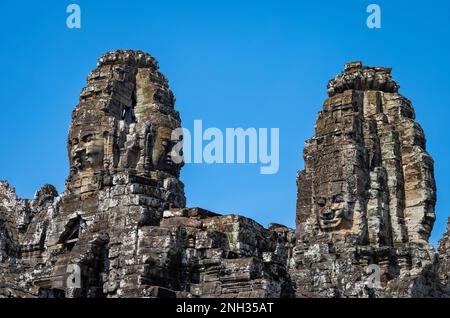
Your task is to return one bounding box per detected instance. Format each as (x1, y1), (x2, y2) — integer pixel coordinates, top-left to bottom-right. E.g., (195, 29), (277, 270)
(0, 51), (449, 298)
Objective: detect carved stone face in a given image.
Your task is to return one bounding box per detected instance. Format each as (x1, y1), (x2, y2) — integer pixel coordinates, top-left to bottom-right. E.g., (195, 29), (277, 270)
(418, 207), (435, 240)
(315, 187), (352, 231)
(15, 206), (32, 232)
(70, 132), (105, 172)
(152, 126), (179, 175)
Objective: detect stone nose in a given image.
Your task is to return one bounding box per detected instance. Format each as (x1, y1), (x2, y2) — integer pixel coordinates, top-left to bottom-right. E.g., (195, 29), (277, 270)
(426, 212), (435, 220)
(331, 201), (343, 209)
(72, 149), (85, 163)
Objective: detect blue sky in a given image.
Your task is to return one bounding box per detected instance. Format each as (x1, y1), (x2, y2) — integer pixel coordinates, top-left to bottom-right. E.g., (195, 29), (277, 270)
(0, 0), (449, 245)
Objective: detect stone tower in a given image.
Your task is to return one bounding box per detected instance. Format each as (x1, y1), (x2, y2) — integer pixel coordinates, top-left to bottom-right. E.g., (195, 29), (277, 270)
(292, 62), (443, 297)
(1, 50), (186, 297)
(41, 50), (187, 297)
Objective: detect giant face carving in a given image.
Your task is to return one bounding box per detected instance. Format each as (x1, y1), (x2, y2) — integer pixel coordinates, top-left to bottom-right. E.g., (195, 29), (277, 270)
(417, 204), (436, 241)
(70, 131), (105, 173)
(314, 182), (353, 231)
(151, 126), (180, 175)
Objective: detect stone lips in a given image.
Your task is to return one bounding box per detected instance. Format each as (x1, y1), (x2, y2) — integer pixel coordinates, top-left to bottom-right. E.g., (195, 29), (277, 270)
(0, 52), (449, 298)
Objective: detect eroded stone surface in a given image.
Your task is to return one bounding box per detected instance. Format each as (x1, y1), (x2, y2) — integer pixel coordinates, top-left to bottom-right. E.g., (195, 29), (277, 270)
(0, 54), (448, 298)
(294, 62), (446, 297)
(438, 218), (450, 289)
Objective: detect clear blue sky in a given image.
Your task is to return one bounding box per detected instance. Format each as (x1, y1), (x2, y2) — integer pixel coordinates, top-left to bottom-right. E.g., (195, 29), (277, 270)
(0, 0), (449, 246)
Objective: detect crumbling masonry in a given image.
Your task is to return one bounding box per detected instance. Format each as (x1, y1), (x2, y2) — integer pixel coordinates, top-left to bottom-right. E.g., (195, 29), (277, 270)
(1, 51), (449, 297)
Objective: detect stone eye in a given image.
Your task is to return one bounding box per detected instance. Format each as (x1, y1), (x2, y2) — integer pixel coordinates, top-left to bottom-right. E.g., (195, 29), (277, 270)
(333, 194), (344, 203)
(316, 197), (326, 207)
(82, 134), (93, 142)
(73, 138), (79, 145)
